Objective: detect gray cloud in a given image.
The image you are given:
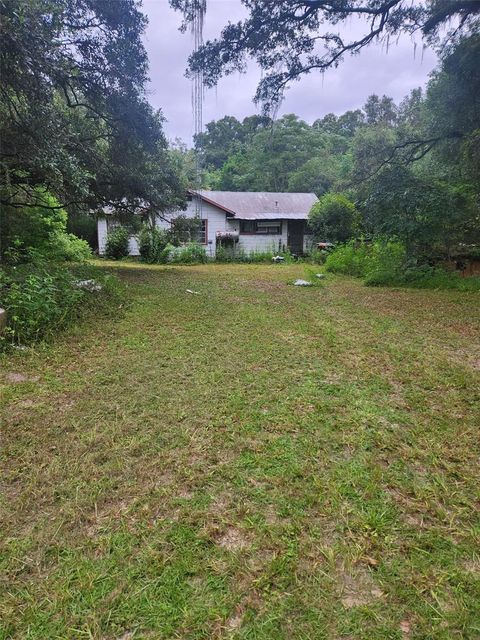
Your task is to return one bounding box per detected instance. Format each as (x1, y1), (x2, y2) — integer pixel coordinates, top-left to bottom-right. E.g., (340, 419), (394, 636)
(142, 0), (437, 142)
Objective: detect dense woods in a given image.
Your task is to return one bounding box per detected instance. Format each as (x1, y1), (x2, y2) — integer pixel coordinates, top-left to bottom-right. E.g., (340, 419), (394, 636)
(188, 33), (479, 260)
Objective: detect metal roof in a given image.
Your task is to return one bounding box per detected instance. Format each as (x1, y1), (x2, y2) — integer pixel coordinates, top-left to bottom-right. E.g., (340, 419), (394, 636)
(189, 190), (318, 220)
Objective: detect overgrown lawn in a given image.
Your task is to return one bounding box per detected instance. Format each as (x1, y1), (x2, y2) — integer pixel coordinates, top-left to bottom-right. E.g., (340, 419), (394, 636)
(1, 263), (479, 639)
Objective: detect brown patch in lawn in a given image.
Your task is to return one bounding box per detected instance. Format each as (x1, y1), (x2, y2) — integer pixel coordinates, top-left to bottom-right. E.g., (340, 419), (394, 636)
(5, 372), (40, 383)
(339, 565), (384, 609)
(225, 611), (243, 631)
(217, 526), (249, 551)
(464, 558), (480, 574)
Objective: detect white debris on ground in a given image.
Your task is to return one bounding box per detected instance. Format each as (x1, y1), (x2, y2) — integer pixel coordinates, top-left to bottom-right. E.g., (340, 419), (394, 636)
(316, 274), (326, 279)
(74, 279), (102, 292)
(293, 279), (313, 286)
(272, 255), (285, 263)
(186, 289), (200, 295)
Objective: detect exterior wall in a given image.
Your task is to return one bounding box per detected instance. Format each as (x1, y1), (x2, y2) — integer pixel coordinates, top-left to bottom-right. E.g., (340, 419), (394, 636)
(97, 200), (310, 257)
(304, 234), (314, 253)
(97, 216), (140, 256)
(157, 198), (227, 258)
(226, 218), (288, 255)
(97, 217), (108, 255)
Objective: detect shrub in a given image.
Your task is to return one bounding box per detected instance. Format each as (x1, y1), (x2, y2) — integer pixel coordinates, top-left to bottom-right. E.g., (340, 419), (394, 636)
(169, 243), (208, 264)
(50, 232), (92, 262)
(0, 263), (123, 345)
(0, 263), (121, 345)
(324, 241), (371, 277)
(363, 241), (406, 286)
(215, 245), (236, 263)
(105, 227), (130, 260)
(138, 226), (171, 263)
(0, 190), (92, 263)
(309, 193), (358, 242)
(307, 247), (330, 264)
(323, 240), (480, 290)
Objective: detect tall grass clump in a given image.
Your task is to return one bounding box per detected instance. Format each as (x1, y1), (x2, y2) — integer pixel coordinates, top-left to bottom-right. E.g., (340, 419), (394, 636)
(325, 239), (480, 290)
(0, 263), (123, 346)
(168, 243), (208, 264)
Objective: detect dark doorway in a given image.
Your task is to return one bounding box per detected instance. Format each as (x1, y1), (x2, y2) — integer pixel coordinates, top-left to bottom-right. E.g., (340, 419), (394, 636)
(287, 220), (304, 255)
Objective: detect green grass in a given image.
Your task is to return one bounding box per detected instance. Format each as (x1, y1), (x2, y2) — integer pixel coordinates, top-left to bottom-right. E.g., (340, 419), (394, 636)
(1, 262), (479, 639)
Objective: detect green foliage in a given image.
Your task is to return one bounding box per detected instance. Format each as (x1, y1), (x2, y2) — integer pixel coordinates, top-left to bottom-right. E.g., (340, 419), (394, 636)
(0, 190), (91, 263)
(67, 212), (98, 250)
(0, 263), (122, 345)
(214, 245), (236, 263)
(105, 228), (130, 261)
(306, 247), (330, 264)
(324, 240), (480, 290)
(309, 193), (358, 242)
(50, 233), (92, 262)
(325, 240), (406, 282)
(324, 241), (372, 277)
(168, 243), (208, 264)
(138, 226), (171, 264)
(1, 0), (184, 218)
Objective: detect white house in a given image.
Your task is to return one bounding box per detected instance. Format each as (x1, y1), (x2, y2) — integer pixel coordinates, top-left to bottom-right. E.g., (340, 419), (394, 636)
(97, 190), (318, 258)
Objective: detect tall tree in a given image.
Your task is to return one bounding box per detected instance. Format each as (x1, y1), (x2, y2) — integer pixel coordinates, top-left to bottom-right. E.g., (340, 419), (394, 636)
(171, 0), (480, 110)
(0, 0), (184, 214)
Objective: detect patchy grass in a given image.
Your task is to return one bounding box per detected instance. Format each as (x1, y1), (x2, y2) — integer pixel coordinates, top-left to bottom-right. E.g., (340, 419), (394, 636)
(1, 262), (479, 639)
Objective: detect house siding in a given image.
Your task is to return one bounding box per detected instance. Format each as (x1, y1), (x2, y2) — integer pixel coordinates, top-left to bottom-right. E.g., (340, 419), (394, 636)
(97, 195), (312, 257)
(157, 199), (227, 257)
(226, 218), (288, 254)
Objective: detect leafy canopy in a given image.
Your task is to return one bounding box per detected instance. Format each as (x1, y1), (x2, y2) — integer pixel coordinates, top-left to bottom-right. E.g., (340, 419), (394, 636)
(171, 0), (480, 110)
(1, 0), (184, 215)
(309, 194), (358, 242)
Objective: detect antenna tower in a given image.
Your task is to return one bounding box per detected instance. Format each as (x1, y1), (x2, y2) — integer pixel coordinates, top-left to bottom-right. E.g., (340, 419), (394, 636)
(191, 0), (206, 216)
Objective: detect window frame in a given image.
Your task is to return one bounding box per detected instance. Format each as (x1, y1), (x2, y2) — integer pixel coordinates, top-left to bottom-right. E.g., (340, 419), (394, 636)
(240, 220), (282, 235)
(197, 218), (208, 245)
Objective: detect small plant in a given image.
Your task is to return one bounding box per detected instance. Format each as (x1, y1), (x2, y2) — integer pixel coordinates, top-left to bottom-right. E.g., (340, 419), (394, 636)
(105, 227), (130, 260)
(215, 245), (236, 263)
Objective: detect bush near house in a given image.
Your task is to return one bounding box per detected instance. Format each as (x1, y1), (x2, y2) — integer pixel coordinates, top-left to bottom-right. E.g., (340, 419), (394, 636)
(138, 226), (171, 264)
(105, 227), (130, 260)
(308, 193), (358, 243)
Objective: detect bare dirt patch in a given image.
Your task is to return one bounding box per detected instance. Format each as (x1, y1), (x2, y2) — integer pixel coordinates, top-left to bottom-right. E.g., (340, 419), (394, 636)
(217, 526), (249, 551)
(339, 566), (384, 609)
(5, 372), (40, 383)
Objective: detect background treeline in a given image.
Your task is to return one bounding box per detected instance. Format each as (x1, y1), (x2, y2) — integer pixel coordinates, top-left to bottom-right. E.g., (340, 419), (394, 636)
(184, 34), (479, 262)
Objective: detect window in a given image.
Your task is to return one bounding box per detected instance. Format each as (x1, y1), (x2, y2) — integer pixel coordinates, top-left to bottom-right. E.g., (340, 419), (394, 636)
(106, 218), (138, 234)
(240, 220), (282, 234)
(197, 219), (208, 244)
(240, 220), (257, 234)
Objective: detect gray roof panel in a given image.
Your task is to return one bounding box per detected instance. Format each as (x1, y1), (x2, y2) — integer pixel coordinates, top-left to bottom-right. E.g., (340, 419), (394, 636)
(190, 190), (318, 219)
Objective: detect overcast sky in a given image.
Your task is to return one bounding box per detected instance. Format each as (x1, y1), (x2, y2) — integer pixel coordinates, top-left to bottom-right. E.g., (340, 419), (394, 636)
(142, 0), (438, 143)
